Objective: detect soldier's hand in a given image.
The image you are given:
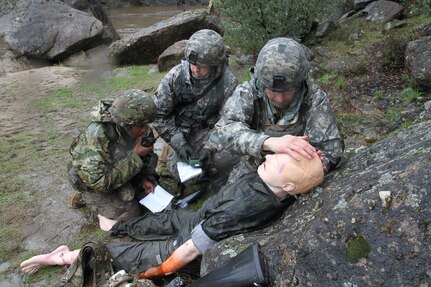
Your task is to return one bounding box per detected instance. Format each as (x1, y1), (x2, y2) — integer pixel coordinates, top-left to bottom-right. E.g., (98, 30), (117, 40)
(262, 135), (316, 160)
(177, 143), (194, 162)
(142, 178), (155, 194)
(316, 150), (327, 171)
(140, 266), (161, 279)
(133, 137), (153, 156)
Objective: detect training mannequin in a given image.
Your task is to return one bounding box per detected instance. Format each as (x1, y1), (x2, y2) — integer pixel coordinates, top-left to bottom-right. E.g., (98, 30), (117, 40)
(21, 152), (323, 279)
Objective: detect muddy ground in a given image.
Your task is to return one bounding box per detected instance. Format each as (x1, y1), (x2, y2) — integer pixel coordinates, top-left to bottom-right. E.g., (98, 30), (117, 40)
(0, 67), (95, 286)
(1, 16), (431, 285)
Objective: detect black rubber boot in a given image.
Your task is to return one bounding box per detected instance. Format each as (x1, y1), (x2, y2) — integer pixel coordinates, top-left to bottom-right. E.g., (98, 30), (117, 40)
(188, 243), (267, 287)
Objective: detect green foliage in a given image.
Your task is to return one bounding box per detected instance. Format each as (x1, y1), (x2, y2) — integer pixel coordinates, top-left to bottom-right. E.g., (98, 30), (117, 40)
(347, 235), (371, 263)
(318, 73), (337, 84)
(401, 87), (422, 103)
(373, 89), (385, 99)
(410, 0), (431, 16)
(213, 0), (342, 53)
(381, 32), (414, 69)
(336, 76), (346, 89)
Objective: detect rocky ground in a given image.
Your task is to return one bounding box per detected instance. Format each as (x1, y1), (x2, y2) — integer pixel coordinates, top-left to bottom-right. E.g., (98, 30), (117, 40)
(0, 15), (430, 287)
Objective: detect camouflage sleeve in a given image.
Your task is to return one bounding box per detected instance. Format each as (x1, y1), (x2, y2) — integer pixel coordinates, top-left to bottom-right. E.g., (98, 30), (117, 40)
(203, 68), (239, 152)
(305, 87), (345, 170)
(215, 84), (269, 158)
(77, 124), (143, 193)
(220, 68), (239, 108)
(152, 65), (184, 148)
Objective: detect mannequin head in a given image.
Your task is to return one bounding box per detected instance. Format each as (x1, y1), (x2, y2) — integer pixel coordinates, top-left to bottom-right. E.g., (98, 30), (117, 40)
(257, 152), (324, 195)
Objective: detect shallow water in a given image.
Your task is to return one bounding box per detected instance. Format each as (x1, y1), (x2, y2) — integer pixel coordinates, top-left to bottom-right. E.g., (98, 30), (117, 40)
(0, 4), (205, 57)
(108, 5), (205, 38)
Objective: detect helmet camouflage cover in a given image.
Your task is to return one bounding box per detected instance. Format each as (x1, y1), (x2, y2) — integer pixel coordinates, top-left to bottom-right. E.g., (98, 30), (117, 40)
(109, 89), (156, 125)
(184, 29), (226, 67)
(255, 38), (310, 92)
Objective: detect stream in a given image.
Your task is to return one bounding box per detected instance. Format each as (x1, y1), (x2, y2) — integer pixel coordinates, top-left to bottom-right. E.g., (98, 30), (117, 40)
(0, 4), (205, 58)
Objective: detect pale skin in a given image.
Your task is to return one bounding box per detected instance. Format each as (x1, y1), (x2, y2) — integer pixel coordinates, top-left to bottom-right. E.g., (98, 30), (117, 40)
(20, 153), (323, 276)
(189, 63), (210, 79)
(261, 88), (318, 161)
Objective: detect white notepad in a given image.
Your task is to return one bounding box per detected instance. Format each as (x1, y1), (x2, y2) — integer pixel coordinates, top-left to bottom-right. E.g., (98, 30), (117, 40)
(139, 185), (174, 213)
(177, 161), (202, 183)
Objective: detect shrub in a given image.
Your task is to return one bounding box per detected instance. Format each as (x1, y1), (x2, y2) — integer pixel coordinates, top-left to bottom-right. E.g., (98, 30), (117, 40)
(213, 0), (342, 53)
(401, 87), (422, 103)
(381, 33), (414, 69)
(407, 0), (431, 16)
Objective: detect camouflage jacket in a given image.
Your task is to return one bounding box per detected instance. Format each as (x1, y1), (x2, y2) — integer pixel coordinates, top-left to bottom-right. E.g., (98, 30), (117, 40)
(69, 100), (158, 193)
(216, 72), (344, 171)
(152, 60), (238, 151)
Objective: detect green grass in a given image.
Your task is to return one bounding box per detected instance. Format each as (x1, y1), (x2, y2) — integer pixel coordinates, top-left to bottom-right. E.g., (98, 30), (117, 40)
(373, 89), (385, 99)
(33, 88), (81, 112)
(401, 87), (422, 103)
(79, 65), (165, 97)
(318, 73), (337, 85)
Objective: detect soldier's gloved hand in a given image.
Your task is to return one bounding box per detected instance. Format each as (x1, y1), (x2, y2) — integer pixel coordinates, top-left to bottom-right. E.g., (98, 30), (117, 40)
(198, 148), (212, 169)
(177, 143), (194, 162)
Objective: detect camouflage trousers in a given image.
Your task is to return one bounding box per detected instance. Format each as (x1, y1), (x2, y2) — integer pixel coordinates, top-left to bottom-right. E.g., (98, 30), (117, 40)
(107, 209), (200, 272)
(81, 182), (147, 221)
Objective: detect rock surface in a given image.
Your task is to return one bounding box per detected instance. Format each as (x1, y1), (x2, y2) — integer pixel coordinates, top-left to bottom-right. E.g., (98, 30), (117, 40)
(0, 0), (104, 61)
(405, 36), (431, 89)
(109, 9), (221, 65)
(202, 120), (431, 286)
(365, 0), (404, 23)
(157, 40), (188, 72)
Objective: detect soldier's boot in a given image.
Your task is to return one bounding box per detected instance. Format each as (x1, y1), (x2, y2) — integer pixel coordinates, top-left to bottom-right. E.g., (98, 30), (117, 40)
(68, 191), (86, 209)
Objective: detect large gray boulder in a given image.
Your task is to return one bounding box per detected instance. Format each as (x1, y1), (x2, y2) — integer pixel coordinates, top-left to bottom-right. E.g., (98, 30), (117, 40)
(157, 39), (188, 72)
(109, 9), (221, 65)
(365, 0), (404, 23)
(0, 0), (105, 61)
(405, 36), (431, 89)
(202, 120), (431, 286)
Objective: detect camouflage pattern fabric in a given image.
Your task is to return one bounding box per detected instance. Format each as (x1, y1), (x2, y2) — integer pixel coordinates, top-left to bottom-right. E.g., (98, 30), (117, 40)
(60, 241), (113, 287)
(152, 29), (238, 179)
(68, 96), (158, 220)
(184, 29), (226, 67)
(107, 173), (293, 272)
(255, 38), (310, 92)
(153, 60), (238, 178)
(110, 89), (156, 126)
(217, 74), (344, 183)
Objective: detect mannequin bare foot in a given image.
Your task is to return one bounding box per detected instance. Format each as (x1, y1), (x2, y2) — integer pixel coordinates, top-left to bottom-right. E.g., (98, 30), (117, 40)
(20, 245), (70, 274)
(98, 214), (117, 231)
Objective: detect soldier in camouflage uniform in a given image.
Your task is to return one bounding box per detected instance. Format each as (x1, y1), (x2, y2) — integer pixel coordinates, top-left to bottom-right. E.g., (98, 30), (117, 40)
(21, 152), (323, 278)
(216, 38), (344, 183)
(152, 29), (238, 180)
(67, 89), (158, 221)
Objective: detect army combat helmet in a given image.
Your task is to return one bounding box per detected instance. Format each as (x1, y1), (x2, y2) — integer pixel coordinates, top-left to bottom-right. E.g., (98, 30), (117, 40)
(184, 29), (226, 67)
(109, 89), (156, 126)
(255, 38), (310, 92)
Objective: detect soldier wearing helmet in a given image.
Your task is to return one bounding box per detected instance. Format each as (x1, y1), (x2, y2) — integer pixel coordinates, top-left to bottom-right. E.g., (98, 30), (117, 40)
(67, 89), (159, 220)
(152, 29), (238, 182)
(216, 37), (344, 183)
